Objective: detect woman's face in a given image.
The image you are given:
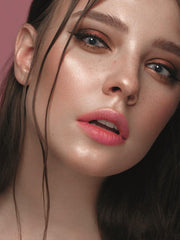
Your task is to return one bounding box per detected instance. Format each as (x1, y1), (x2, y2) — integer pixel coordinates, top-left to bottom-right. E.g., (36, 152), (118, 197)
(26, 0), (180, 176)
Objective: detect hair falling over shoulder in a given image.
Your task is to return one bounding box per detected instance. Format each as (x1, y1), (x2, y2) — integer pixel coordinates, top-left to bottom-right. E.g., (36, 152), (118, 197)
(97, 107), (180, 240)
(0, 0), (180, 240)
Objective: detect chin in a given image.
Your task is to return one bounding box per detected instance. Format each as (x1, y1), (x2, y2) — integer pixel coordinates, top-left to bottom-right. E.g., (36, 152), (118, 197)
(48, 141), (137, 177)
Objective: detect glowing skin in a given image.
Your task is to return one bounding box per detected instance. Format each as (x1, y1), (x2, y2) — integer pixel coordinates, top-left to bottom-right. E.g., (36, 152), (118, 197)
(1, 1), (178, 239)
(24, 0), (180, 177)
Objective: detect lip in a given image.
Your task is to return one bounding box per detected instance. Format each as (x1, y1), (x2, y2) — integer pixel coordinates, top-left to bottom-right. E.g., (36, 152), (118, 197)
(77, 108), (129, 146)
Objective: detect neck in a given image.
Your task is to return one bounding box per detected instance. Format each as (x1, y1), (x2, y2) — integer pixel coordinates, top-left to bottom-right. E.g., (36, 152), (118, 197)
(1, 127), (103, 240)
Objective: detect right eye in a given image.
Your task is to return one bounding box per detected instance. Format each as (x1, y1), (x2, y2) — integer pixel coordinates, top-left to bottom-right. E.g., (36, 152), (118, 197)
(72, 30), (110, 50)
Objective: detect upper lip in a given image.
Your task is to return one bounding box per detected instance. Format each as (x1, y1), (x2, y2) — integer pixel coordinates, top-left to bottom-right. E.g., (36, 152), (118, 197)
(77, 108), (129, 140)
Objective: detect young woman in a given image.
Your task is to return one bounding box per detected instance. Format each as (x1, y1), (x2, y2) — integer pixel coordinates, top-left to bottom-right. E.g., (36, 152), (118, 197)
(0, 0), (180, 239)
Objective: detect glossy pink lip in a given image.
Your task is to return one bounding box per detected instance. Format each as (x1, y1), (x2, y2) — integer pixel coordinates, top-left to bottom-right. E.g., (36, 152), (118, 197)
(77, 108), (129, 146)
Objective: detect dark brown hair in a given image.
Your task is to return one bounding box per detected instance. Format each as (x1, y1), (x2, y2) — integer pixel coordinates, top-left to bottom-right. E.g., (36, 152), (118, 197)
(0, 1), (100, 239)
(0, 0), (180, 240)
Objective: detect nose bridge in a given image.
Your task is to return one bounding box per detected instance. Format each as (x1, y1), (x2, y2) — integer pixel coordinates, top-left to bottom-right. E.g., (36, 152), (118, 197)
(102, 52), (140, 104)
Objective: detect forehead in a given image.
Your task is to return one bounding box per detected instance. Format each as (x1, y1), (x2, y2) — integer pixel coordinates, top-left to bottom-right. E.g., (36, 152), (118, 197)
(72, 0), (180, 37)
(52, 0), (180, 43)
(90, 0), (180, 22)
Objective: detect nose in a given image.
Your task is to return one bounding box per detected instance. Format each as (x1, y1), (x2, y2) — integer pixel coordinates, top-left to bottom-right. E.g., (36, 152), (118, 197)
(102, 64), (139, 106)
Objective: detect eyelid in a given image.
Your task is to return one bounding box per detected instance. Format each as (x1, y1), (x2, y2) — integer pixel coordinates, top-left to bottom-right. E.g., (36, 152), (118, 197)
(72, 28), (112, 49)
(146, 58), (176, 70)
(145, 59), (180, 83)
(147, 62), (175, 77)
(146, 58), (178, 78)
(75, 27), (111, 42)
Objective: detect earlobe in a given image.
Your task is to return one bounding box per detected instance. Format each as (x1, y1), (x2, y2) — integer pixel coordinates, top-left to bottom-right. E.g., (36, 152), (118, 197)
(14, 23), (37, 86)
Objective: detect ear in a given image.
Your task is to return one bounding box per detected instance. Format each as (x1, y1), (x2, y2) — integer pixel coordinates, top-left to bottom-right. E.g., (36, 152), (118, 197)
(14, 23), (37, 85)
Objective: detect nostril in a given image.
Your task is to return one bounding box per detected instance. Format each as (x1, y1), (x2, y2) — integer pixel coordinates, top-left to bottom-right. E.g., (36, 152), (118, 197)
(127, 94), (137, 105)
(128, 95), (136, 100)
(111, 86), (120, 92)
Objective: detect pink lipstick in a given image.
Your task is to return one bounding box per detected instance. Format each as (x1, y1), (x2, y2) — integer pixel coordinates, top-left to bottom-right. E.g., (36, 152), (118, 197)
(77, 109), (129, 146)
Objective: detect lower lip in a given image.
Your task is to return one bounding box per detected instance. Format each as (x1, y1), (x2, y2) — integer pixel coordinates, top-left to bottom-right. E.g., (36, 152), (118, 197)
(77, 121), (125, 146)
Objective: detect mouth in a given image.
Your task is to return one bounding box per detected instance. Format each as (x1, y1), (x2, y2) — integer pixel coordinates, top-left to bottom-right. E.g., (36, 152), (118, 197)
(77, 108), (129, 146)
(89, 120), (120, 135)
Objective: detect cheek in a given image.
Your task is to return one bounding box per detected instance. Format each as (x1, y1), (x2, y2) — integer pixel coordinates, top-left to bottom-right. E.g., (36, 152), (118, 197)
(49, 50), (102, 111)
(132, 82), (180, 146)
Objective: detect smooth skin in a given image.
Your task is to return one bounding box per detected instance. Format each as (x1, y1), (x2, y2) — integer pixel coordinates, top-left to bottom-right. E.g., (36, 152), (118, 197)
(0, 0), (180, 239)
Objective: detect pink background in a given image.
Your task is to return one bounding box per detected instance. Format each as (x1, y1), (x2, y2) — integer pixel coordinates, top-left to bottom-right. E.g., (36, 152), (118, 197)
(0, 1), (31, 81)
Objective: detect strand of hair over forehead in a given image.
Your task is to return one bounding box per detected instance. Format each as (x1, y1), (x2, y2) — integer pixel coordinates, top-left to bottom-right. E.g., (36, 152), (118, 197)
(30, 0), (100, 240)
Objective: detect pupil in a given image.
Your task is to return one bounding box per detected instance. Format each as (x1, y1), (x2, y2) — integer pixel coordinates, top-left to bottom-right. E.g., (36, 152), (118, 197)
(155, 65), (162, 73)
(88, 37), (96, 45)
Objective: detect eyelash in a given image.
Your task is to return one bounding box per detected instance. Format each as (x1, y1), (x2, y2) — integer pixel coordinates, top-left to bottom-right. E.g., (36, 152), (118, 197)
(146, 62), (179, 83)
(71, 30), (179, 83)
(72, 30), (110, 50)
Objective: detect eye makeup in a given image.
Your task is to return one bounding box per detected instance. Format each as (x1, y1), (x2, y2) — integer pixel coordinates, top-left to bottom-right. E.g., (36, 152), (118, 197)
(70, 28), (111, 52)
(68, 20), (180, 85)
(146, 59), (180, 84)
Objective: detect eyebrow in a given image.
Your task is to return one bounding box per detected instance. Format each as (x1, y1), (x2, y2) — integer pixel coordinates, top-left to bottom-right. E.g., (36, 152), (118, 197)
(72, 10), (129, 33)
(72, 11), (180, 58)
(153, 39), (180, 57)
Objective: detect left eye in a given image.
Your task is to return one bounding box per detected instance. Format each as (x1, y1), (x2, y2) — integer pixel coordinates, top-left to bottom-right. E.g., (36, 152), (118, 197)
(147, 63), (173, 77)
